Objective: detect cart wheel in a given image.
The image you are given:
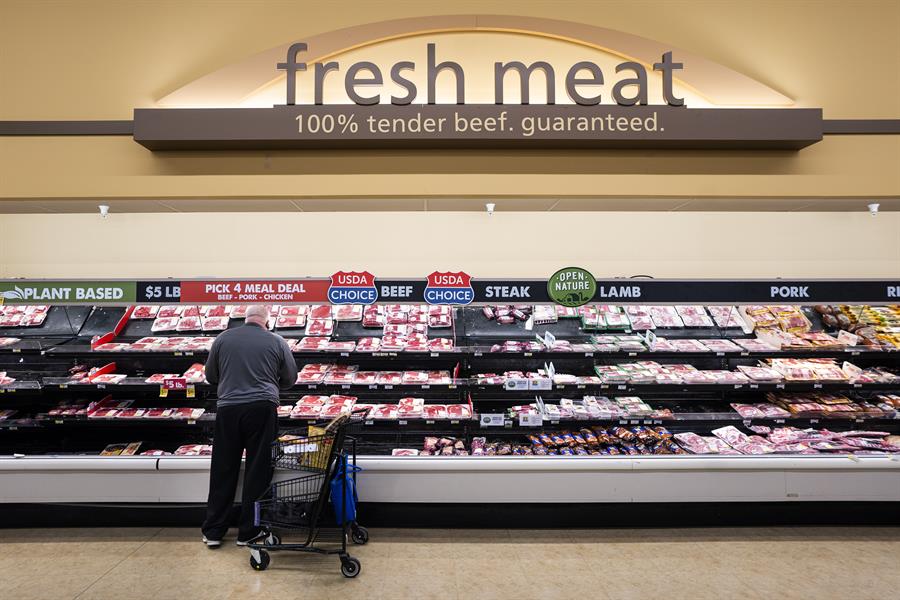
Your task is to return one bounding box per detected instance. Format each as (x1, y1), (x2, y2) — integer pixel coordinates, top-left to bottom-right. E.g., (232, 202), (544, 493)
(250, 550), (270, 571)
(350, 525), (369, 545)
(340, 556), (361, 578)
(264, 532), (281, 546)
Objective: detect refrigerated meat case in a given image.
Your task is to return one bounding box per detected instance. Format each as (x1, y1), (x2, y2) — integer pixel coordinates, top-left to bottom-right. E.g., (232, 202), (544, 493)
(1, 299), (899, 525)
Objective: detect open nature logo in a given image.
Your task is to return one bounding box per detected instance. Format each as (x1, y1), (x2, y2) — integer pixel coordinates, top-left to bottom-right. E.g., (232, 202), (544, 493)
(547, 267), (597, 307)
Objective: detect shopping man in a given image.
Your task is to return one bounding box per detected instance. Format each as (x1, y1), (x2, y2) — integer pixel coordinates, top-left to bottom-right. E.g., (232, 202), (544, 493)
(201, 305), (298, 547)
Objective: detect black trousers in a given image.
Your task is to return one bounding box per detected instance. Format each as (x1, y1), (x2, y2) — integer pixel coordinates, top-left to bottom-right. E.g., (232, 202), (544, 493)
(202, 400), (278, 541)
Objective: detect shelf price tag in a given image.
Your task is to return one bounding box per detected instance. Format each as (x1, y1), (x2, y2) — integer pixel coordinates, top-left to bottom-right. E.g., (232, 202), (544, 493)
(186, 385), (196, 399)
(159, 387), (168, 398)
(480, 413), (506, 427)
(519, 413), (543, 427)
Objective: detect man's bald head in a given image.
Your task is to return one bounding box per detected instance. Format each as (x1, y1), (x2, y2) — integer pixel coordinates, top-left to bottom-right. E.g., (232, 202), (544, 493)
(245, 305), (269, 326)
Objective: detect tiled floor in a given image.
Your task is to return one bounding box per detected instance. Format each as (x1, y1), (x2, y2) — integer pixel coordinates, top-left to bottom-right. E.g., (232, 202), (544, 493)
(0, 526), (898, 600)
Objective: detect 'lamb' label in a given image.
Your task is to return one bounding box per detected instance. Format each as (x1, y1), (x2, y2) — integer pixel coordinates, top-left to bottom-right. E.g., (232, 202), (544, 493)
(596, 285), (642, 298)
(547, 267), (596, 307)
(424, 271), (474, 305)
(328, 271), (377, 305)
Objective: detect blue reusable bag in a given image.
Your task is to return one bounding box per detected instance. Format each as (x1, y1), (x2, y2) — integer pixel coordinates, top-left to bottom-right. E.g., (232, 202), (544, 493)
(330, 454), (361, 524)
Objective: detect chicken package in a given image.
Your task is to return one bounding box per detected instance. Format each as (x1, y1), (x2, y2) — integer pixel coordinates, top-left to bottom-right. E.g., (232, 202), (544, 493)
(305, 319), (335, 336)
(401, 371), (430, 385)
(376, 371), (403, 386)
(201, 316), (230, 332)
(182, 363), (206, 383)
(370, 404), (399, 420)
(132, 305), (160, 319)
(397, 397), (425, 418)
(334, 305), (364, 322)
(355, 337), (381, 352)
(276, 315), (307, 329)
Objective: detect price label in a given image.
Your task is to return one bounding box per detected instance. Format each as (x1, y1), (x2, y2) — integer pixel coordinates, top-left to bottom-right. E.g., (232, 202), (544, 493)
(750, 384), (759, 389)
(628, 352), (637, 357)
(425, 420), (435, 425)
(524, 352), (532, 357)
(341, 384), (350, 389)
(430, 352), (439, 357)
(743, 419), (751, 426)
(480, 413), (506, 427)
(364, 420), (373, 426)
(716, 352), (725, 357)
(474, 351), (483, 357)
(368, 385), (377, 390)
(187, 419), (196, 425)
(186, 385), (196, 399)
(54, 419), (63, 425)
(734, 384), (743, 389)
(810, 419), (819, 424)
(59, 384), (68, 390)
(163, 378), (187, 391)
(813, 383), (823, 389)
(385, 385), (394, 390)
(340, 352), (350, 357)
(185, 351), (194, 357)
(159, 387), (168, 398)
(174, 351), (183, 356)
(775, 419), (785, 424)
(776, 384), (785, 389)
(422, 385), (431, 389)
(398, 420), (408, 426)
(519, 413), (543, 427)
(617, 385), (627, 390)
(450, 420), (459, 424)
(97, 384), (106, 390)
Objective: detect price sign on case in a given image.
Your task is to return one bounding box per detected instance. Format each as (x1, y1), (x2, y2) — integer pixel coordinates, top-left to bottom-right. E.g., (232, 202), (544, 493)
(163, 378), (187, 390)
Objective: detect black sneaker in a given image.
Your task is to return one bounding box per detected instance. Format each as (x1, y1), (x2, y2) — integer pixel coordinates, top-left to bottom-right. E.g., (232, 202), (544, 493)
(202, 535), (222, 549)
(236, 530), (268, 546)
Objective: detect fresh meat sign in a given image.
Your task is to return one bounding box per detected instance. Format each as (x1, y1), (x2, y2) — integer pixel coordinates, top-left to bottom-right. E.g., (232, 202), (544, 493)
(180, 280), (329, 303)
(424, 271), (474, 305)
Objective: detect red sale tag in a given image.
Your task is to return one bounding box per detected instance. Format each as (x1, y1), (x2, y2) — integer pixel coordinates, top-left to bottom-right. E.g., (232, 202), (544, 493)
(163, 377), (187, 390)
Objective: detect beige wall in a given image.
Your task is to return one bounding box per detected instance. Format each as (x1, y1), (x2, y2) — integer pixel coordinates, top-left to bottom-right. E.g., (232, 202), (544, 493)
(1, 212), (897, 279)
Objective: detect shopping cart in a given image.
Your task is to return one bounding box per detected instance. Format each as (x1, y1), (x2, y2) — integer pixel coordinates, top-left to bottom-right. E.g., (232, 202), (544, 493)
(247, 410), (369, 578)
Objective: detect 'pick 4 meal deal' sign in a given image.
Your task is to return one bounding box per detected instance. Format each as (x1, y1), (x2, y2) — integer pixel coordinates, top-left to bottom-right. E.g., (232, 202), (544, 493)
(424, 271), (474, 305)
(328, 271), (378, 305)
(179, 280), (329, 303)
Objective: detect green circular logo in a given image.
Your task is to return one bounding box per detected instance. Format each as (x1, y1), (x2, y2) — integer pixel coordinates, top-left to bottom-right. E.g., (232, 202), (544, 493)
(547, 267), (597, 307)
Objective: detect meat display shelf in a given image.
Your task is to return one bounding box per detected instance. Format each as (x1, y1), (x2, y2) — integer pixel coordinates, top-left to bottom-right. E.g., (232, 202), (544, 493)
(470, 347), (898, 359)
(0, 381), (43, 394)
(0, 340), (45, 354)
(41, 377), (211, 392)
(473, 382), (900, 393)
(36, 415), (215, 427)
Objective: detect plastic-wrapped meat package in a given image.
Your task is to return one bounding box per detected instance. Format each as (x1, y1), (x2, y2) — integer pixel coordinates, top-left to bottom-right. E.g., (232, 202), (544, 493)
(712, 425), (750, 447)
(115, 408), (146, 419)
(295, 336), (330, 351)
(397, 397), (425, 418)
(144, 408), (174, 419)
(228, 305), (248, 319)
(335, 305), (363, 322)
(422, 404), (448, 419)
(19, 312), (46, 326)
(89, 408), (121, 418)
(651, 313), (684, 328)
(157, 305), (183, 318)
(320, 398), (356, 417)
(730, 403), (767, 418)
(276, 315), (307, 329)
(134, 336), (166, 347)
(143, 373), (180, 384)
(370, 404), (398, 420)
(383, 323), (410, 336)
(402, 371), (430, 385)
(673, 432), (711, 454)
(649, 338), (678, 352)
(701, 339), (743, 353)
(351, 371), (378, 385)
(0, 314), (23, 327)
(93, 343), (131, 352)
(362, 310), (384, 328)
(324, 341), (357, 352)
(427, 337), (454, 352)
(707, 370), (750, 384)
(404, 337), (430, 353)
(180, 337), (214, 352)
(681, 314), (714, 327)
(204, 305), (231, 317)
(291, 403), (323, 418)
(132, 305), (160, 319)
(376, 372), (403, 385)
(428, 313), (453, 328)
(409, 323), (428, 335)
(705, 437), (742, 454)
(151, 317), (180, 332)
(380, 335), (407, 351)
(280, 305), (310, 317)
(91, 374), (127, 385)
(676, 305), (707, 317)
(736, 365), (783, 382)
(308, 304), (332, 319)
(0, 338), (20, 348)
(355, 337), (381, 352)
(426, 370), (452, 385)
(176, 316), (202, 332)
(391, 449), (420, 456)
(446, 404), (472, 419)
(385, 310), (408, 325)
(671, 339), (709, 353)
(408, 312), (428, 325)
(734, 338), (778, 352)
(305, 319), (334, 336)
(325, 370), (356, 385)
(182, 363), (206, 383)
(0, 372), (16, 385)
(174, 444), (213, 456)
(201, 316), (229, 332)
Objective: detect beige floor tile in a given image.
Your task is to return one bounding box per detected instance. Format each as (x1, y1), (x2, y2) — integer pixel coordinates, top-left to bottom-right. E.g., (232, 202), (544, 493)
(1, 555), (119, 600)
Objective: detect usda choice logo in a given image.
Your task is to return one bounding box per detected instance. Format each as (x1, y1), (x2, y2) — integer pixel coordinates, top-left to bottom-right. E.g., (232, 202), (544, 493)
(328, 271), (378, 305)
(424, 271), (474, 305)
(547, 267), (597, 307)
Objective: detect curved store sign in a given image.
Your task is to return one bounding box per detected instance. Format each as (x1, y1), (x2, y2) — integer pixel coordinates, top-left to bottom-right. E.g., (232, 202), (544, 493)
(2, 279), (898, 306)
(131, 15), (826, 151)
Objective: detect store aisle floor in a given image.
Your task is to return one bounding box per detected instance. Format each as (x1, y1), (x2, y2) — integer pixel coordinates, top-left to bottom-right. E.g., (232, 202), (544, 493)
(1, 526), (898, 600)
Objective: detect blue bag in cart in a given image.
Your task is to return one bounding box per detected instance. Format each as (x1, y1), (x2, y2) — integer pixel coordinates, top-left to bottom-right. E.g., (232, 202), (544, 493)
(330, 455), (361, 524)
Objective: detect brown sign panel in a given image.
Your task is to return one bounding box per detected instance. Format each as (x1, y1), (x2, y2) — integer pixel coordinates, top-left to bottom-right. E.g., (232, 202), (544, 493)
(133, 106), (823, 150)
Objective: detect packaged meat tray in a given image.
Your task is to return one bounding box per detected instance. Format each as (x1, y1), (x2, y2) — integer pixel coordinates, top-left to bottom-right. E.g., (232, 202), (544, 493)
(734, 338), (779, 352)
(294, 336), (330, 351)
(323, 341), (356, 352)
(385, 310), (408, 325)
(391, 449), (420, 456)
(230, 305), (249, 319)
(736, 365), (784, 382)
(320, 403), (354, 418)
(701, 339), (743, 353)
(422, 404), (448, 419)
(376, 372), (403, 385)
(291, 404), (322, 418)
(362, 311), (385, 328)
(297, 394), (330, 406)
(176, 316), (202, 332)
(334, 305), (363, 322)
(279, 305), (310, 317)
(446, 404), (472, 419)
(180, 306), (201, 318)
(200, 305), (230, 317)
(115, 408), (147, 419)
(201, 316), (230, 331)
(383, 323), (410, 336)
(171, 408), (206, 420)
(370, 404), (399, 420)
(401, 371), (430, 385)
(132, 305), (160, 319)
(157, 305), (183, 318)
(397, 397), (425, 417)
(182, 363), (206, 383)
(93, 343), (131, 352)
(324, 371), (356, 385)
(140, 449), (172, 456)
(352, 371), (379, 385)
(428, 313), (453, 328)
(380, 335), (407, 351)
(88, 409), (121, 418)
(143, 408), (174, 418)
(426, 370), (452, 385)
(174, 444), (213, 456)
(309, 304), (333, 319)
(179, 337), (214, 352)
(305, 318), (335, 336)
(90, 374), (127, 385)
(275, 315), (307, 329)
(354, 337), (381, 352)
(150, 317), (180, 332)
(0, 337), (20, 348)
